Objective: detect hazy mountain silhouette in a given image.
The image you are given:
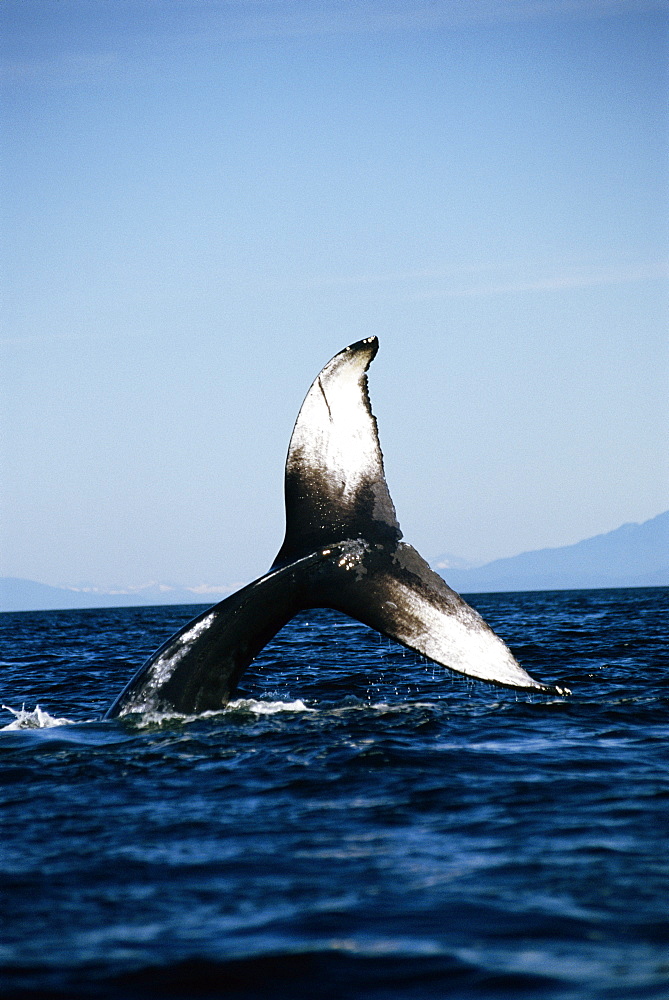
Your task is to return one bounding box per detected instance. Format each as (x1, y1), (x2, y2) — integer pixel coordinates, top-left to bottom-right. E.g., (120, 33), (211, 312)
(1, 512), (666, 611)
(437, 511), (668, 594)
(0, 580), (235, 613)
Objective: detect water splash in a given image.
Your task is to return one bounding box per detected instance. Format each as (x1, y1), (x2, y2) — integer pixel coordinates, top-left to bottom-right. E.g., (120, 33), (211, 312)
(1, 704), (74, 730)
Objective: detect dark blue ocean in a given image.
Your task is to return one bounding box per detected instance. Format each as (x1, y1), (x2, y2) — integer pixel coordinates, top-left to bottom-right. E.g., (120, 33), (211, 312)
(1, 587), (668, 999)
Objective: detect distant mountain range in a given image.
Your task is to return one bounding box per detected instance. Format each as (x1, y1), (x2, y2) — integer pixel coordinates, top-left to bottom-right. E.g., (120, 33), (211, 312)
(1, 512), (667, 612)
(434, 511), (668, 594)
(0, 580), (237, 614)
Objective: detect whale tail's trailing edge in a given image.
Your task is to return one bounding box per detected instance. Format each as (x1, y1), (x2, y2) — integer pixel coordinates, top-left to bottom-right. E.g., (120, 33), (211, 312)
(106, 339), (568, 718)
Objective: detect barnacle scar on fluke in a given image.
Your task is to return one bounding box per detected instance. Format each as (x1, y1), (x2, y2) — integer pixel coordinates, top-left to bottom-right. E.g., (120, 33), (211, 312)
(106, 338), (569, 718)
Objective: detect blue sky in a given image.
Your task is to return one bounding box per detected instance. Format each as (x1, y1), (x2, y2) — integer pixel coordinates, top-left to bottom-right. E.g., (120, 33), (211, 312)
(1, 0), (667, 589)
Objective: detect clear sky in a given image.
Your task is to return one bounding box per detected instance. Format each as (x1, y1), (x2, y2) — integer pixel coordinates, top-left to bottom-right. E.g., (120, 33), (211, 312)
(1, 0), (667, 590)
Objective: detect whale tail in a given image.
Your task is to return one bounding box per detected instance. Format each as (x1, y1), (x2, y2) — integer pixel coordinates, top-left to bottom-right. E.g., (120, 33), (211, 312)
(106, 339), (567, 718)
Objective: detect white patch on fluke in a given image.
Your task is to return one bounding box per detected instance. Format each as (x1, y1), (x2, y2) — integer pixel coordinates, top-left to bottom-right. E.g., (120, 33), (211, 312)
(388, 579), (544, 689)
(286, 339), (398, 530)
(180, 612), (216, 643)
(114, 612), (218, 716)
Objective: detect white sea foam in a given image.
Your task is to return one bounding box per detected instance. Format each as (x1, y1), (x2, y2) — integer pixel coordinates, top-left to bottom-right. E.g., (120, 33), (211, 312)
(226, 697), (315, 715)
(1, 696), (433, 732)
(125, 697), (317, 728)
(1, 704), (74, 730)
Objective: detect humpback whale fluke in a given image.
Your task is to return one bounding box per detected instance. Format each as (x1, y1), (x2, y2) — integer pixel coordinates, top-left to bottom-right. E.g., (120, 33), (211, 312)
(106, 339), (568, 718)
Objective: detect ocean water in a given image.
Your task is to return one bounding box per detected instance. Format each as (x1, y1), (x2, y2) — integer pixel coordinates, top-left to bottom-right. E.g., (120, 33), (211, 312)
(1, 587), (667, 1000)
